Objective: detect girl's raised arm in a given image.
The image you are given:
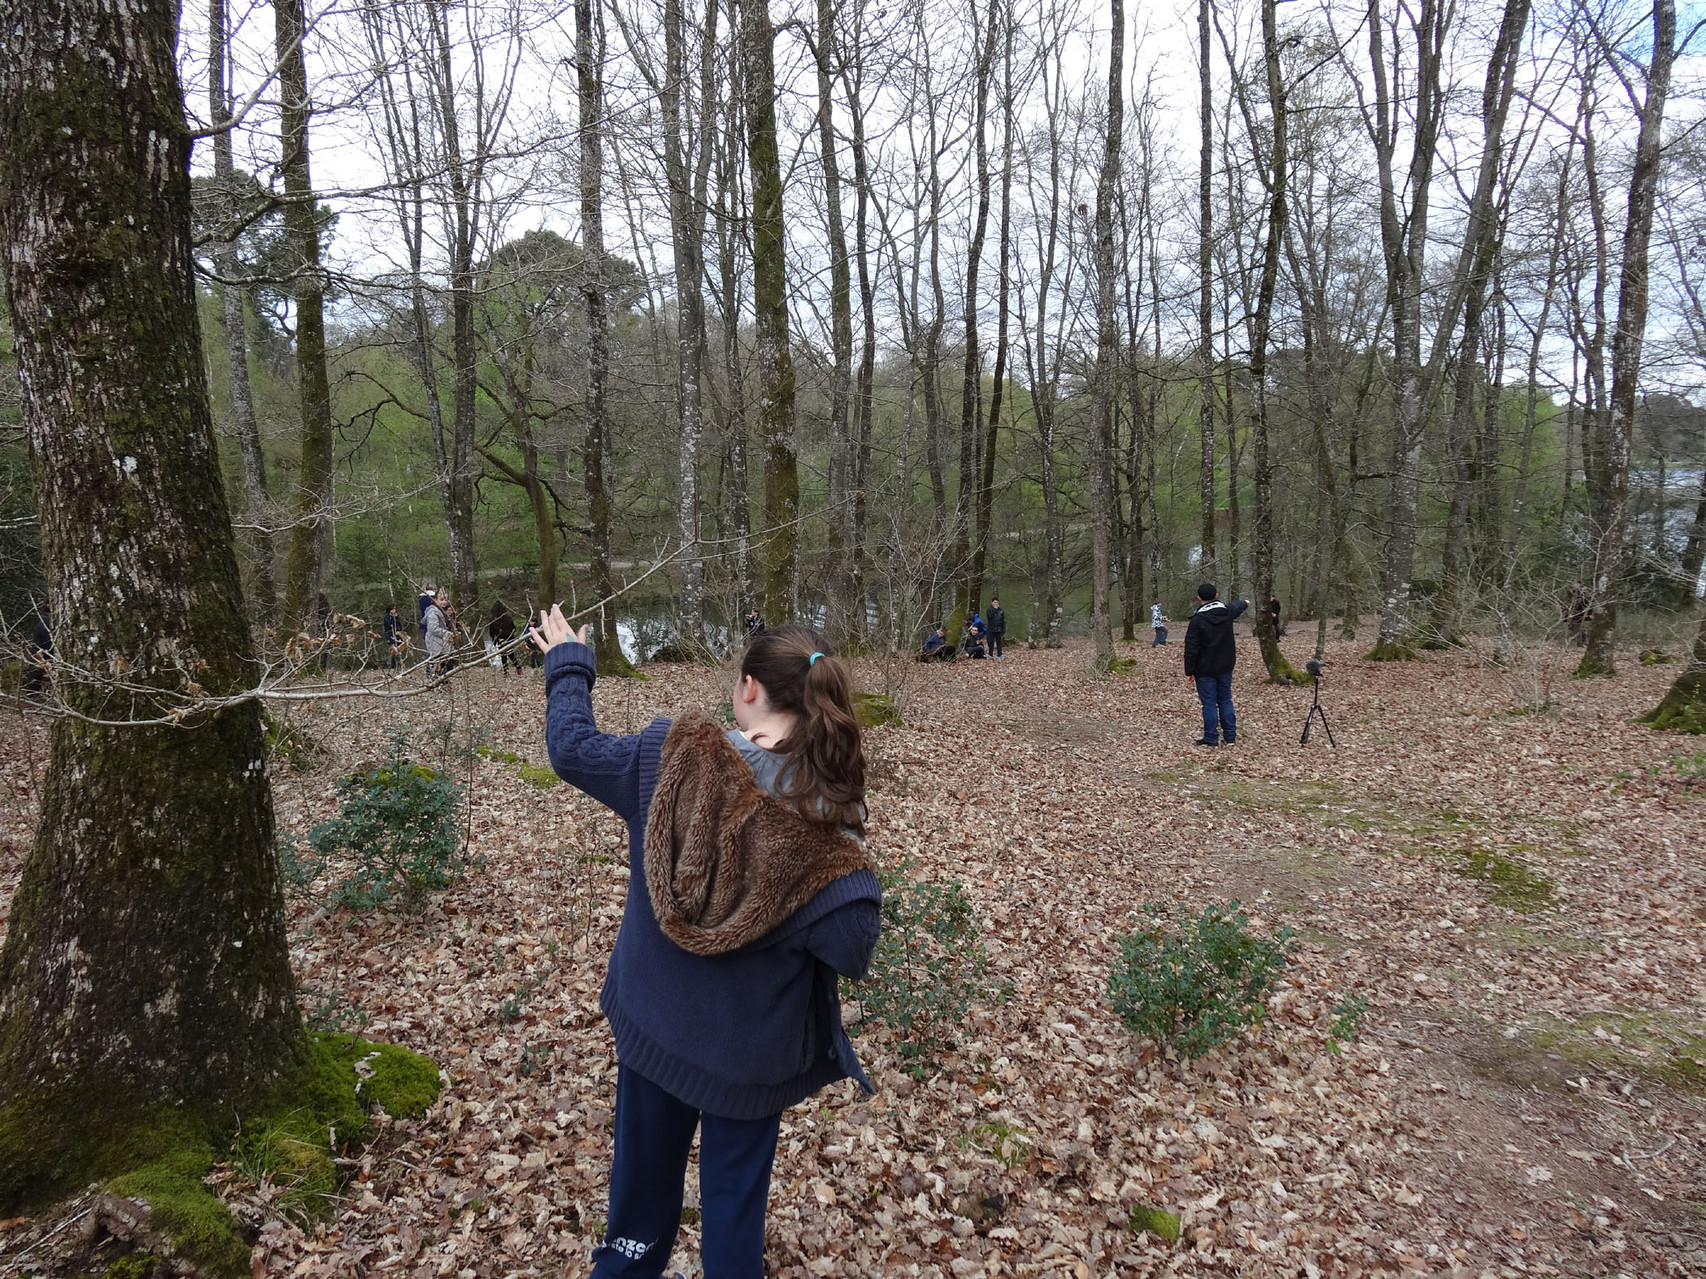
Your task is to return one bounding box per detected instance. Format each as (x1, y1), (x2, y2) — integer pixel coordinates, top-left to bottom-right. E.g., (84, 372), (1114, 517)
(538, 611), (645, 821)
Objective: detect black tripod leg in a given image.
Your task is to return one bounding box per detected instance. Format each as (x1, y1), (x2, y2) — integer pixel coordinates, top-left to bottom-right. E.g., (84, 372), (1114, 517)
(1320, 705), (1337, 747)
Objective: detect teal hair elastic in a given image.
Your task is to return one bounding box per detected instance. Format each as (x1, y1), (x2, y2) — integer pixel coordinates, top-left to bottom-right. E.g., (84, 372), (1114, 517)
(809, 651), (825, 666)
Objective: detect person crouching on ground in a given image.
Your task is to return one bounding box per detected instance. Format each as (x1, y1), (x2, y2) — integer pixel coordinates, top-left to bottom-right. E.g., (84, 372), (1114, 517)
(1183, 582), (1248, 747)
(531, 610), (881, 1276)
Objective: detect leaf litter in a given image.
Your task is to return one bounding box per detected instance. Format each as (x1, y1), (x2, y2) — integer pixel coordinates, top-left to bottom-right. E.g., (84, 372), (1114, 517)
(1, 630), (1703, 1276)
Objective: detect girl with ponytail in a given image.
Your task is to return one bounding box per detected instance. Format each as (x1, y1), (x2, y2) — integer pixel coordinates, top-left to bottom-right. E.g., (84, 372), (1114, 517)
(530, 607), (879, 1277)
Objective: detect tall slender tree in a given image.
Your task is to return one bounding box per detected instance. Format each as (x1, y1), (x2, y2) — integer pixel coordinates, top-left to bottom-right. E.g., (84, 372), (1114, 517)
(740, 0), (800, 622)
(209, 0), (277, 617)
(1087, 0), (1124, 668)
(277, 0), (335, 635)
(577, 0), (634, 673)
(1198, 0), (1218, 584)
(1578, 0), (1676, 676)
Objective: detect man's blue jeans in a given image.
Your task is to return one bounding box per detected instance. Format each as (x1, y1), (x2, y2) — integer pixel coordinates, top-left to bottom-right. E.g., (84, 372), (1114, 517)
(1151, 626), (1168, 646)
(1194, 671), (1236, 744)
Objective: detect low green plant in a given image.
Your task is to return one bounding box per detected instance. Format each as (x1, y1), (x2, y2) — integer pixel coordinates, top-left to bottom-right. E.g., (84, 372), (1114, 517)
(851, 860), (990, 1071)
(1670, 747), (1706, 779)
(306, 733), (467, 910)
(1327, 994), (1369, 1054)
(965, 1120), (1031, 1169)
(1108, 903), (1295, 1059)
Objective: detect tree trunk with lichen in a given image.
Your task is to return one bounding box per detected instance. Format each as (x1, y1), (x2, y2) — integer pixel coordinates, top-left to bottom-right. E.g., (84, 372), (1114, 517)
(0, 0), (299, 1206)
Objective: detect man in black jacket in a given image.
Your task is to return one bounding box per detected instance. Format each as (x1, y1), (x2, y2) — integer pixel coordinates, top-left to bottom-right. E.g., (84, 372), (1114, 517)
(1183, 583), (1249, 747)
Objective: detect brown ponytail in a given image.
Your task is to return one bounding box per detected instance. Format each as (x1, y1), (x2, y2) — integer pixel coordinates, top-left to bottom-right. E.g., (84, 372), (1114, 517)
(739, 623), (866, 833)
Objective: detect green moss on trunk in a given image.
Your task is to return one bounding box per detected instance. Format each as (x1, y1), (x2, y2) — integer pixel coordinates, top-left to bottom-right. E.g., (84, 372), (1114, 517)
(1365, 638), (1421, 662)
(1643, 668), (1706, 733)
(854, 691), (902, 728)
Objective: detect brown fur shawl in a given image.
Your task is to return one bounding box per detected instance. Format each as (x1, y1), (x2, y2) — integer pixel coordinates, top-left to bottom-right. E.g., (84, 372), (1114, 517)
(643, 711), (873, 956)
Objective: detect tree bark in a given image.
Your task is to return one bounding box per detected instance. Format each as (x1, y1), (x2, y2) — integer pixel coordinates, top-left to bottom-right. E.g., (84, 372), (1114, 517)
(1087, 0), (1123, 668)
(740, 0), (799, 623)
(0, 0), (297, 1201)
(210, 0), (277, 618)
(1578, 0), (1675, 677)
(277, 0), (334, 636)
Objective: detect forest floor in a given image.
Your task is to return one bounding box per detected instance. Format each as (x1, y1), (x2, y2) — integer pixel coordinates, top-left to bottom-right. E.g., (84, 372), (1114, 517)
(2, 622), (1705, 1277)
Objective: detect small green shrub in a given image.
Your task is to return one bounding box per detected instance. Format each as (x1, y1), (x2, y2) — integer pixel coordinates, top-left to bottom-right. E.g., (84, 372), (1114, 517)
(307, 733), (467, 910)
(851, 861), (991, 1071)
(1108, 903), (1295, 1059)
(1327, 994), (1369, 1054)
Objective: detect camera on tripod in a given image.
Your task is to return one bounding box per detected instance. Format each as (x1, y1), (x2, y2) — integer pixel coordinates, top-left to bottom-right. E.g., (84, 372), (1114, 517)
(1300, 659), (1335, 746)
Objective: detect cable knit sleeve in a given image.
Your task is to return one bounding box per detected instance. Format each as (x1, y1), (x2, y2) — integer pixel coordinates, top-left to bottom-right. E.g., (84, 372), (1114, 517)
(543, 640), (645, 821)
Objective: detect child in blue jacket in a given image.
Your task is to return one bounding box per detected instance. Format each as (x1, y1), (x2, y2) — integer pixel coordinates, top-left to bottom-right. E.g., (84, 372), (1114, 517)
(530, 608), (881, 1277)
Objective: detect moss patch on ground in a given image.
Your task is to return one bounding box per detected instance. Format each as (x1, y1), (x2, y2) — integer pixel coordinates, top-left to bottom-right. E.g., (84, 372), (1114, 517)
(1443, 848), (1555, 911)
(1125, 1202), (1181, 1242)
(478, 746), (561, 789)
(1477, 1010), (1706, 1095)
(3, 1034), (442, 1276)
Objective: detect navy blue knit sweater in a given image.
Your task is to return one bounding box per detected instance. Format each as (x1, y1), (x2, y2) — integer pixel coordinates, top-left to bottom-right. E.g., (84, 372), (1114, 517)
(543, 640), (882, 1120)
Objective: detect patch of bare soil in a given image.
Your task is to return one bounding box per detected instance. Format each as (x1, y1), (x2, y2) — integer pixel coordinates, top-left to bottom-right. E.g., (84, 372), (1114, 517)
(2, 626), (1703, 1277)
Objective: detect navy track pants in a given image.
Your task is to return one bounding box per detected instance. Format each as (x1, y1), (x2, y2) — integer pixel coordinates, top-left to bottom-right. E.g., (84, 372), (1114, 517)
(591, 1064), (783, 1278)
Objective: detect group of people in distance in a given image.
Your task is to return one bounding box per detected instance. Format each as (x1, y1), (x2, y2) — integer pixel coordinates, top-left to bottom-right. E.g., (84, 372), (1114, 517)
(379, 588), (543, 676)
(915, 584), (1257, 748)
(920, 596), (1008, 662)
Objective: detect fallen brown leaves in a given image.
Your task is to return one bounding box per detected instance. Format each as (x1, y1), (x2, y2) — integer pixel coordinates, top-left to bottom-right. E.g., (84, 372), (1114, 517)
(1, 627), (1704, 1277)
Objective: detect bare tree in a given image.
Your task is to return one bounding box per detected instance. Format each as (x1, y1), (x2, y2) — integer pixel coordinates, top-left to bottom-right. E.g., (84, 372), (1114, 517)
(740, 0), (801, 622)
(578, 0), (635, 672)
(1578, 0), (1678, 676)
(1087, 0), (1124, 668)
(277, 0), (335, 632)
(208, 0), (277, 615)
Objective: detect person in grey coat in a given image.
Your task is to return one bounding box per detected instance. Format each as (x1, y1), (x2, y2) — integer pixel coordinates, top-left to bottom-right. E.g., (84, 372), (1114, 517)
(423, 589), (454, 672)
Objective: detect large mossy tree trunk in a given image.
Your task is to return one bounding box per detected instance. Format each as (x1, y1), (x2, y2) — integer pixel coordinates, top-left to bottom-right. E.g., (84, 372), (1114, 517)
(0, 0), (299, 1205)
(277, 0), (335, 636)
(1645, 606), (1706, 732)
(741, 0), (800, 624)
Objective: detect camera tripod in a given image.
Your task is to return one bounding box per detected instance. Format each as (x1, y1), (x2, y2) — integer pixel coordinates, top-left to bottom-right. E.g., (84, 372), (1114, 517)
(1299, 670), (1336, 747)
